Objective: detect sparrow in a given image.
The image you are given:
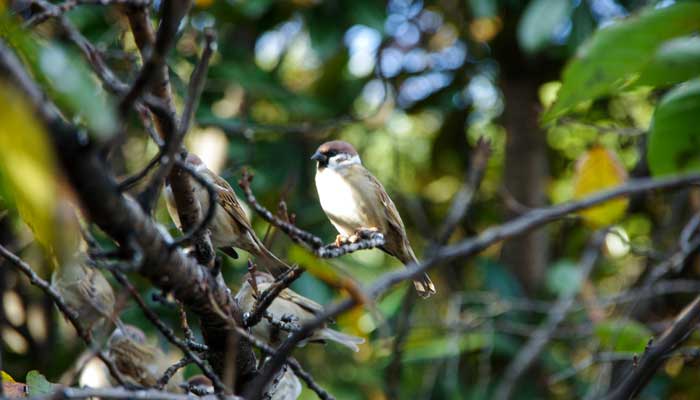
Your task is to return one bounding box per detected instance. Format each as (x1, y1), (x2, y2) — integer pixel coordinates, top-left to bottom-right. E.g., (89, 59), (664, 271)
(264, 363), (301, 400)
(51, 258), (116, 334)
(235, 272), (365, 352)
(164, 153), (288, 273)
(108, 324), (183, 391)
(311, 140), (436, 298)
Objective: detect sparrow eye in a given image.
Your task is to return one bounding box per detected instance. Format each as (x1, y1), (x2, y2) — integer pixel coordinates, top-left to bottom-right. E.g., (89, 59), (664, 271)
(326, 150), (337, 157)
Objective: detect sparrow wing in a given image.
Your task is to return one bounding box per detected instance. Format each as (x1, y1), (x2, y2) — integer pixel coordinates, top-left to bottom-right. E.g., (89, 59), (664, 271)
(211, 174), (256, 233)
(278, 288), (324, 316)
(362, 168), (408, 239)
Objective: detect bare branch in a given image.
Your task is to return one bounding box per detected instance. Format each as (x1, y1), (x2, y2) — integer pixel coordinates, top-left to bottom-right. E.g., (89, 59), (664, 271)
(37, 386), (242, 400)
(434, 137), (491, 246)
(156, 357), (193, 390)
(603, 295), (700, 399)
(0, 42), (257, 392)
(493, 230), (606, 400)
(247, 173), (700, 398)
(244, 266), (304, 328)
(238, 169), (386, 256)
(111, 271), (226, 393)
(0, 245), (128, 386)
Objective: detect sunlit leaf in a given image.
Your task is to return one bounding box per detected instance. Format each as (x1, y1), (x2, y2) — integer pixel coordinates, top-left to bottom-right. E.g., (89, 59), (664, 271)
(543, 2), (700, 122)
(517, 0), (572, 54)
(25, 371), (54, 396)
(1, 371), (15, 383)
(634, 36), (700, 88)
(573, 146), (628, 227)
(1, 18), (117, 138)
(647, 79), (700, 176)
(0, 84), (81, 266)
(595, 319), (651, 352)
(0, 84), (57, 257)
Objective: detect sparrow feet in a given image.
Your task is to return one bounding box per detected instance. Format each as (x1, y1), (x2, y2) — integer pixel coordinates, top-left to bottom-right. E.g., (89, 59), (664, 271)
(335, 234), (349, 247)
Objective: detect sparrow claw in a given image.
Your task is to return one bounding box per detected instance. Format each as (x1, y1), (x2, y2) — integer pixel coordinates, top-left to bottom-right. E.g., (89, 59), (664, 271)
(335, 235), (349, 247)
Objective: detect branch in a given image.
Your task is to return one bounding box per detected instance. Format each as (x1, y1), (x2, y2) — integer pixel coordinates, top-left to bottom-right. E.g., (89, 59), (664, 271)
(111, 271), (226, 393)
(246, 172), (700, 398)
(156, 357), (192, 390)
(434, 137), (491, 246)
(37, 386), (242, 400)
(0, 41), (257, 393)
(493, 230), (606, 400)
(244, 266), (304, 328)
(603, 295), (700, 399)
(0, 245), (128, 386)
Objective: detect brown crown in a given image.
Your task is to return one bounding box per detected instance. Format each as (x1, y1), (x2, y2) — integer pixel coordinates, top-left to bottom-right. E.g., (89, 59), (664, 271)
(316, 140), (358, 156)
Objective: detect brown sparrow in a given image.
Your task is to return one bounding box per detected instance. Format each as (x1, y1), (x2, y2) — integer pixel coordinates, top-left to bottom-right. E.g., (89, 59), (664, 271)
(108, 325), (182, 391)
(164, 153), (288, 273)
(235, 272), (364, 352)
(311, 140), (436, 298)
(51, 259), (116, 333)
(265, 363), (301, 400)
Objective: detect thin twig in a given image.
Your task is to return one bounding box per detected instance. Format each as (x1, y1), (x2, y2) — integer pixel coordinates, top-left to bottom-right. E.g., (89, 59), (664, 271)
(247, 173), (700, 398)
(111, 271), (226, 393)
(603, 295), (700, 399)
(238, 170), (386, 256)
(156, 357), (193, 389)
(138, 30), (216, 212)
(33, 386), (241, 399)
(434, 137), (491, 246)
(0, 245), (128, 385)
(244, 266), (304, 328)
(493, 230), (606, 400)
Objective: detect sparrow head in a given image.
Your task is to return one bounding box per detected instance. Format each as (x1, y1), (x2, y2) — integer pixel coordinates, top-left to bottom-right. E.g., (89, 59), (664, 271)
(311, 141), (361, 170)
(109, 324), (147, 346)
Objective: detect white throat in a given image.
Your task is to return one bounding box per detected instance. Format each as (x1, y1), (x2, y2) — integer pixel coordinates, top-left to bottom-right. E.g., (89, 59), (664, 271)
(327, 154), (362, 170)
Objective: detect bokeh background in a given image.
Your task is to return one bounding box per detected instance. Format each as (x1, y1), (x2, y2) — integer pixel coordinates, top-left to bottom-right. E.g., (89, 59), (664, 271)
(3, 0), (700, 398)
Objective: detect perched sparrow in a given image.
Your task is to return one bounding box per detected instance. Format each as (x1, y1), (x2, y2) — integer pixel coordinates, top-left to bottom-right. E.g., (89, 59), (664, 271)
(164, 153), (288, 273)
(108, 325), (182, 391)
(264, 363), (301, 400)
(51, 259), (116, 333)
(311, 140), (436, 298)
(235, 272), (364, 351)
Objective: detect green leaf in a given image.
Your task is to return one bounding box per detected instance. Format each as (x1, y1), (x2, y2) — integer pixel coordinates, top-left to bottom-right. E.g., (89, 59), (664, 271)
(26, 371), (54, 396)
(595, 319), (652, 352)
(634, 36), (700, 88)
(546, 260), (582, 296)
(517, 0), (572, 54)
(543, 2), (700, 122)
(647, 79), (700, 176)
(1, 17), (116, 138)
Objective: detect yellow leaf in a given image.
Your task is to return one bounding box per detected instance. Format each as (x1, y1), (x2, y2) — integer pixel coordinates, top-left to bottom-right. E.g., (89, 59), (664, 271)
(1, 370), (15, 383)
(0, 83), (80, 266)
(573, 146), (629, 227)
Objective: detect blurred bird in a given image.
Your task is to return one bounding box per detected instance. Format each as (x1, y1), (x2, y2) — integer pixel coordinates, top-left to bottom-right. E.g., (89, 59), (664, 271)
(265, 363), (301, 400)
(164, 153), (288, 273)
(235, 272), (364, 351)
(51, 259), (116, 334)
(108, 325), (182, 391)
(311, 140), (436, 298)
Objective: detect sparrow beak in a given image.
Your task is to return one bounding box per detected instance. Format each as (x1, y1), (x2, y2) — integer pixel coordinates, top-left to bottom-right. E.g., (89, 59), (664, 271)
(310, 151), (327, 163)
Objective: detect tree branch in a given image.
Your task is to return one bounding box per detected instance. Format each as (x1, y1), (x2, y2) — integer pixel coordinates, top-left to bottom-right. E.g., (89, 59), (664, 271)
(246, 173), (700, 398)
(493, 230), (606, 400)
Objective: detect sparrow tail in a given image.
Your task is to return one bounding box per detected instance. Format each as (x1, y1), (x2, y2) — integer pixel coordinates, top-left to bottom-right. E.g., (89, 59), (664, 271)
(250, 236), (291, 276)
(316, 329), (365, 352)
(405, 248), (437, 299)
